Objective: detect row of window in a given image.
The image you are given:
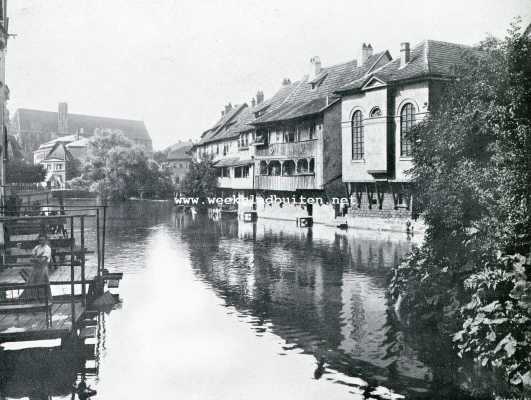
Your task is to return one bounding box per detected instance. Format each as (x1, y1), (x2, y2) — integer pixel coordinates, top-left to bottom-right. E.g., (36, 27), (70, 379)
(218, 165), (250, 179)
(45, 163), (64, 171)
(258, 158), (315, 176)
(351, 103), (415, 160)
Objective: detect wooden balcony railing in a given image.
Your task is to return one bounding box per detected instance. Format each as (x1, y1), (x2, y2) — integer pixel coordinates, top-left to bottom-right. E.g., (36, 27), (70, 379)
(255, 174), (317, 191)
(255, 139), (318, 158)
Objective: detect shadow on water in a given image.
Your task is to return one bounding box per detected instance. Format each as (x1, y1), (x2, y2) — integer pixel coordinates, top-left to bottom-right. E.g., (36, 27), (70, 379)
(177, 212), (476, 399)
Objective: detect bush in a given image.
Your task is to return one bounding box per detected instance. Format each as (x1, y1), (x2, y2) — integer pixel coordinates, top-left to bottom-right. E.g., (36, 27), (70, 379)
(454, 254), (531, 389)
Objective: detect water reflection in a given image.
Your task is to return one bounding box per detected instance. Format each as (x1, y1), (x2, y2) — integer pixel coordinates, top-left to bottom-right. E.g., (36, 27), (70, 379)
(0, 201), (473, 399)
(178, 214), (449, 398)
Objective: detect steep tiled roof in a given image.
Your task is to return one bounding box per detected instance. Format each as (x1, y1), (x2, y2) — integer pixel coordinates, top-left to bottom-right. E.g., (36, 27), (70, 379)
(337, 40), (480, 93)
(254, 52), (390, 124)
(198, 104), (248, 145)
(14, 109), (151, 142)
(197, 80), (304, 146)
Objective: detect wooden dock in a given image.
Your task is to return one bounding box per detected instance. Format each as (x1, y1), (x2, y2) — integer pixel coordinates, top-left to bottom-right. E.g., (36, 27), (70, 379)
(0, 300), (84, 342)
(0, 207), (120, 345)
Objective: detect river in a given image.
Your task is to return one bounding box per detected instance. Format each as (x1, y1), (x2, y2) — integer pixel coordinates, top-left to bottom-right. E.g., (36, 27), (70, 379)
(0, 200), (475, 399)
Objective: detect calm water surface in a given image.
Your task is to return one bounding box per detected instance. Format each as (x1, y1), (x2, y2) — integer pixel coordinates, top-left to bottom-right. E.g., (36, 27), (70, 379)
(0, 201), (471, 399)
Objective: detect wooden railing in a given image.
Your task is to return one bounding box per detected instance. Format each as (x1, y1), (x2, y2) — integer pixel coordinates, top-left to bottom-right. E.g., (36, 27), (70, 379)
(255, 174), (317, 191)
(255, 139), (318, 158)
(4, 183), (50, 194)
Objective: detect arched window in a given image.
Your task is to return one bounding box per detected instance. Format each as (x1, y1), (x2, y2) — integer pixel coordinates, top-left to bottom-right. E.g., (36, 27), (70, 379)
(282, 160), (296, 176)
(259, 161), (268, 175)
(268, 160), (281, 176)
(351, 110), (364, 160)
(400, 103), (415, 157)
(370, 107), (382, 118)
(296, 159), (308, 174)
(309, 158), (315, 173)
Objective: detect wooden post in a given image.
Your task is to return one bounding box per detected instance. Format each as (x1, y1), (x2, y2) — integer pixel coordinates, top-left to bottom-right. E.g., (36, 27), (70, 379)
(96, 208), (101, 277)
(44, 283), (50, 328)
(70, 216), (75, 329)
(80, 216), (86, 306)
(102, 205), (106, 272)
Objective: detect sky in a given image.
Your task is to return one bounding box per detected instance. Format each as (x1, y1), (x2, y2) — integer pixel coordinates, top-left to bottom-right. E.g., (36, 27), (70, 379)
(5, 0), (531, 150)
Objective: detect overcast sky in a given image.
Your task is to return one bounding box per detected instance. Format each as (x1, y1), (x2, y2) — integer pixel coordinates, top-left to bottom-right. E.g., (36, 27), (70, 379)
(6, 0), (531, 150)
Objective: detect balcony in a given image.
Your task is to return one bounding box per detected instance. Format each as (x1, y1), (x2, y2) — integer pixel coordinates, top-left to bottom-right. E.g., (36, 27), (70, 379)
(255, 139), (317, 159)
(255, 174), (317, 191)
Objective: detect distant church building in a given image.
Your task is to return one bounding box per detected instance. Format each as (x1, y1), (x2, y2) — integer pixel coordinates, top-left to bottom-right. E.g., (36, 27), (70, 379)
(10, 102), (153, 160)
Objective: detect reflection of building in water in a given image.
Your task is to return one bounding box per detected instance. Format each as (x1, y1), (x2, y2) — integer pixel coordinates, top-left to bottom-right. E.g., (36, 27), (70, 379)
(181, 216), (431, 391)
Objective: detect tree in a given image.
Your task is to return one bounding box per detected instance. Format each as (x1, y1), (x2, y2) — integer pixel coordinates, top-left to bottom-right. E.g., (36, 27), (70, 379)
(66, 158), (82, 180)
(80, 131), (175, 201)
(6, 160), (46, 183)
(389, 21), (531, 395)
(180, 156), (218, 212)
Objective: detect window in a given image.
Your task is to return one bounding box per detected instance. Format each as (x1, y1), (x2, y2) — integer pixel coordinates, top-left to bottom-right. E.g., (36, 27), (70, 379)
(309, 158), (315, 173)
(242, 166), (249, 178)
(282, 160), (295, 176)
(259, 161), (268, 175)
(351, 110), (364, 160)
(297, 159), (308, 174)
(400, 103), (415, 157)
(370, 107), (382, 118)
(309, 125), (316, 140)
(285, 128), (296, 143)
(222, 167), (230, 178)
(268, 161), (281, 176)
(235, 167), (242, 178)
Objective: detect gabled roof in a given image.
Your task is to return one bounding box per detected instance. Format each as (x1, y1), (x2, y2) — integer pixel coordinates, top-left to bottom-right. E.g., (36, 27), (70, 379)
(37, 134), (80, 150)
(14, 108), (151, 142)
(253, 51), (391, 124)
(198, 104), (248, 145)
(336, 40), (480, 93)
(43, 142), (73, 162)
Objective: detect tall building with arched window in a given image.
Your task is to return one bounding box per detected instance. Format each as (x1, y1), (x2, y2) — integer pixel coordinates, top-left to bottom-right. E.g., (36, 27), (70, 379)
(336, 40), (482, 226)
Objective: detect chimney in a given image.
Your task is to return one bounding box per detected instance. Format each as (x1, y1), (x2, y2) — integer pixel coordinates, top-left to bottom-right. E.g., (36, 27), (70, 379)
(360, 43), (373, 65)
(400, 42), (410, 66)
(256, 90), (264, 105)
(251, 97), (256, 108)
(309, 56), (322, 80)
(282, 78), (291, 86)
(57, 102), (68, 135)
(224, 103), (233, 114)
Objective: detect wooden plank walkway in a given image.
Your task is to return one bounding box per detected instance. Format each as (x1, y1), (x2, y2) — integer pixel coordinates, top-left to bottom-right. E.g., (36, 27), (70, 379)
(0, 301), (84, 342)
(0, 264), (98, 285)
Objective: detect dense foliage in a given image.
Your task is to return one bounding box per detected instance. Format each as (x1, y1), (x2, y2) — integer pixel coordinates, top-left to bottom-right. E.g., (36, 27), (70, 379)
(74, 131), (174, 201)
(6, 160), (46, 183)
(180, 156), (218, 211)
(389, 21), (531, 397)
